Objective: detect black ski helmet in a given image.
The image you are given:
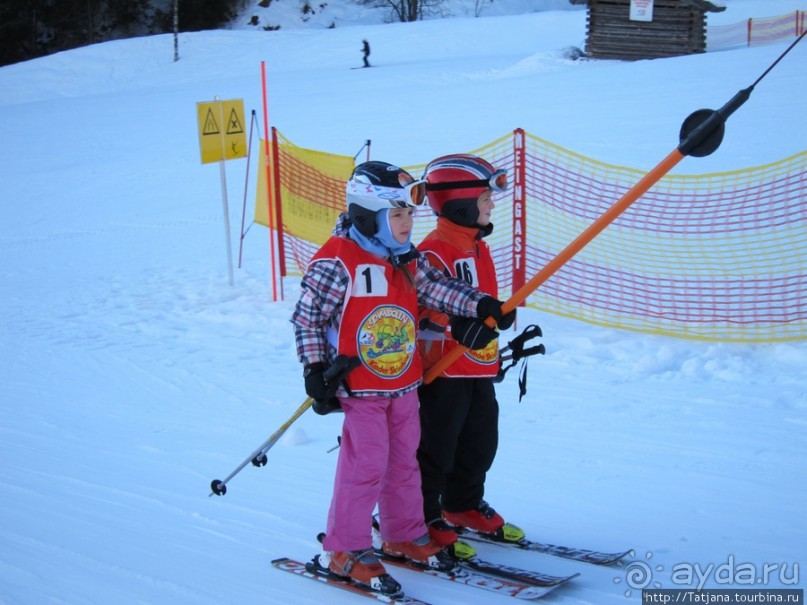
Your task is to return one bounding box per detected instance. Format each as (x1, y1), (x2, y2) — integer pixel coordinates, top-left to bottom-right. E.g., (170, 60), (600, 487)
(346, 161), (425, 237)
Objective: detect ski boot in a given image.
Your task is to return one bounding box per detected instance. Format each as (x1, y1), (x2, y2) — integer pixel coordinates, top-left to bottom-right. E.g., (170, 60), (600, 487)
(443, 500), (526, 543)
(427, 518), (477, 561)
(382, 533), (455, 572)
(320, 549), (402, 596)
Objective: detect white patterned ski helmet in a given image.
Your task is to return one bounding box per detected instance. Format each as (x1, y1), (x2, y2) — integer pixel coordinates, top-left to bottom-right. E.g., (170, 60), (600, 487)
(346, 161), (425, 236)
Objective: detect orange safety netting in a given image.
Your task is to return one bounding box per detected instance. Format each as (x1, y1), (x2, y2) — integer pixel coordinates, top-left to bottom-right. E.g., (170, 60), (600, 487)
(707, 11), (806, 49)
(256, 129), (806, 343)
(520, 132), (805, 342)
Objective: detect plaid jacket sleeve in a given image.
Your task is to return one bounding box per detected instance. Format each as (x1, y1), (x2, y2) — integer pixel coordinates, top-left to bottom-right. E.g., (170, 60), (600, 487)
(414, 256), (486, 317)
(290, 258), (349, 366)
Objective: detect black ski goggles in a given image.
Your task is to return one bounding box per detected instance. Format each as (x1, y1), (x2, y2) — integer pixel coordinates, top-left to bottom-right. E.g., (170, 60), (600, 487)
(425, 169), (509, 194)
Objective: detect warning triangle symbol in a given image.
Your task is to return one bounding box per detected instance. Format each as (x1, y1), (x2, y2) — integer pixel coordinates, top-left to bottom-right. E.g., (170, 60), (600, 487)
(203, 108), (220, 135)
(226, 108), (244, 135)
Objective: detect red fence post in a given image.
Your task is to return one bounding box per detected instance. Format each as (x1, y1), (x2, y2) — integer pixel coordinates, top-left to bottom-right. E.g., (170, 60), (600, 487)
(512, 128), (527, 300)
(260, 61), (279, 301)
(271, 127), (287, 292)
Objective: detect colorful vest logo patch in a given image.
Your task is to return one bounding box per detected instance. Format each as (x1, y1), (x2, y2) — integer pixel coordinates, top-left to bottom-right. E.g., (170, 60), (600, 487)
(357, 305), (417, 379)
(465, 339), (499, 365)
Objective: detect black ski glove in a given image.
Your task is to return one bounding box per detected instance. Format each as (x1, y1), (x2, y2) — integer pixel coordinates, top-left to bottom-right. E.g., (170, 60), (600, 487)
(305, 355), (361, 416)
(476, 295), (517, 330)
(449, 316), (499, 350)
(303, 362), (337, 402)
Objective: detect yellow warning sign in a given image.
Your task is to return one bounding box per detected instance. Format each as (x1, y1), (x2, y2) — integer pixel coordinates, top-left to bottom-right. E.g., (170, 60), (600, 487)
(196, 99), (247, 164)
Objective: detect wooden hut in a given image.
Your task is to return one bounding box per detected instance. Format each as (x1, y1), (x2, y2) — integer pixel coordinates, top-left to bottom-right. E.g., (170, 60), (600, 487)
(570, 0), (726, 60)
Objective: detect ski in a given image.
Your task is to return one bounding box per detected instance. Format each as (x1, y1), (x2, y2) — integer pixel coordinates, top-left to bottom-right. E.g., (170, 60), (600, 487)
(459, 554), (579, 587)
(375, 551), (562, 600)
(455, 529), (632, 565)
(272, 557), (433, 605)
(367, 518), (576, 587)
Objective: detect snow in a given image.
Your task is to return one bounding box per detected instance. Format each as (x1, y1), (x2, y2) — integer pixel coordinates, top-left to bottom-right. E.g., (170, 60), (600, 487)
(1, 1), (805, 604)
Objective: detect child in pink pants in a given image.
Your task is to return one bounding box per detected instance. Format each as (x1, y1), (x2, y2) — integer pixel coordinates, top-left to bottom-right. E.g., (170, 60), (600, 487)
(291, 161), (508, 595)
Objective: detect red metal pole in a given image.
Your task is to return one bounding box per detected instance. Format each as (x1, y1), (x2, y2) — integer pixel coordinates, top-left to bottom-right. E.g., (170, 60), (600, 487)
(261, 61), (279, 301)
(511, 128), (527, 299)
(271, 127), (286, 299)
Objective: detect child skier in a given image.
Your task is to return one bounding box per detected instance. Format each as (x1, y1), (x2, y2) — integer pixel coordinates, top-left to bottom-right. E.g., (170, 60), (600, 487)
(415, 154), (522, 553)
(291, 161), (511, 595)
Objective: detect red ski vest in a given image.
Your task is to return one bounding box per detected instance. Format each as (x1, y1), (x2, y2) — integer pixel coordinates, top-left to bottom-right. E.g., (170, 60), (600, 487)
(310, 236), (423, 394)
(417, 224), (500, 378)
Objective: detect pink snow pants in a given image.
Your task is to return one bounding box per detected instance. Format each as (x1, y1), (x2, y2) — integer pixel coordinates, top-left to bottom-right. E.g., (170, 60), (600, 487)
(322, 390), (427, 552)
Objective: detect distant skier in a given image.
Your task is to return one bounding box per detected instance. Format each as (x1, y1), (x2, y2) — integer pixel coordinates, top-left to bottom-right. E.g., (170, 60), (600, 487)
(362, 39), (371, 68)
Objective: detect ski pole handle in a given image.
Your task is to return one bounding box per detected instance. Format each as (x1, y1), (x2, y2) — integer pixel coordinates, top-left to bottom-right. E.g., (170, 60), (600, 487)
(322, 354), (360, 383)
(256, 357), (357, 457)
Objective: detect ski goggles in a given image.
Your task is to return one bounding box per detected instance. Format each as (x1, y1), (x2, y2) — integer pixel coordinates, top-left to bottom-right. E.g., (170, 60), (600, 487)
(425, 169), (509, 194)
(347, 175), (427, 209)
(398, 172), (427, 206)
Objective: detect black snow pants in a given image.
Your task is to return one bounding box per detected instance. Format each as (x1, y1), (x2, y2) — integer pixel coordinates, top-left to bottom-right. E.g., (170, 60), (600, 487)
(417, 376), (499, 523)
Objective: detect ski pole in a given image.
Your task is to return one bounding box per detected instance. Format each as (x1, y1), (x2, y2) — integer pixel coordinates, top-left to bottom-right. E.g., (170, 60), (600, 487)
(494, 324), (545, 381)
(499, 324), (544, 360)
(210, 354), (358, 496)
(424, 35), (804, 386)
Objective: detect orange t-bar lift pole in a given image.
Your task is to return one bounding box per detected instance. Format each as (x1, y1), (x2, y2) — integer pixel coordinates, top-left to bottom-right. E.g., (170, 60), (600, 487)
(423, 29), (806, 385)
